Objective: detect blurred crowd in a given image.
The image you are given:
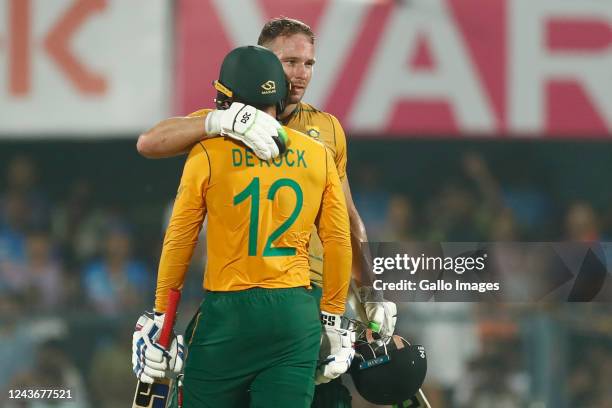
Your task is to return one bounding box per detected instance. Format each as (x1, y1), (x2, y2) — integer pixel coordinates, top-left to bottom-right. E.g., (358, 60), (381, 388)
(353, 152), (605, 244)
(567, 336), (612, 408)
(0, 155), (152, 407)
(0, 156), (153, 316)
(1, 152), (612, 407)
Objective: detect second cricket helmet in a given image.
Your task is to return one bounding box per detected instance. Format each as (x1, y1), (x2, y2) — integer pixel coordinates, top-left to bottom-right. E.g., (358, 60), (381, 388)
(214, 45), (289, 113)
(350, 330), (427, 405)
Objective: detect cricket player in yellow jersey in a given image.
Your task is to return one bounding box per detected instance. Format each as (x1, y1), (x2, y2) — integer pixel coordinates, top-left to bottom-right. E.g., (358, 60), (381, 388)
(137, 18), (397, 408)
(132, 46), (354, 407)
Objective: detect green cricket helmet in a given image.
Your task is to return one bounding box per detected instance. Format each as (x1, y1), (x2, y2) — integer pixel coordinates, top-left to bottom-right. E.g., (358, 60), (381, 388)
(213, 45), (289, 114)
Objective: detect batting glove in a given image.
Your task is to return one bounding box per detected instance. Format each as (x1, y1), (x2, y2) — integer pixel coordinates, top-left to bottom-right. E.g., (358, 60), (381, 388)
(132, 312), (185, 384)
(205, 102), (285, 161)
(316, 311), (355, 385)
(360, 286), (398, 338)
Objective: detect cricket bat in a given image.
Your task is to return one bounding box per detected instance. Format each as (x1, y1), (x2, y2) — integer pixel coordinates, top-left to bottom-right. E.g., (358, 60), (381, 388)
(132, 288), (181, 408)
(347, 282), (432, 408)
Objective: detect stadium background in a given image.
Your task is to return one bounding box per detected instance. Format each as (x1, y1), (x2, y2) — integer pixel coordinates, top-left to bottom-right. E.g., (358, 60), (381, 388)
(0, 0), (611, 407)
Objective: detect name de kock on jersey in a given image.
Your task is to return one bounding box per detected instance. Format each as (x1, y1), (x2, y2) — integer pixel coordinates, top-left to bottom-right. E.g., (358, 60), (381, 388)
(232, 148), (308, 168)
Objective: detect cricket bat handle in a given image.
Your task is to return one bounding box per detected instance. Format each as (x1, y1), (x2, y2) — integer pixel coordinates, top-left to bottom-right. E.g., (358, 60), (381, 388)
(158, 288), (181, 349)
(131, 288), (182, 408)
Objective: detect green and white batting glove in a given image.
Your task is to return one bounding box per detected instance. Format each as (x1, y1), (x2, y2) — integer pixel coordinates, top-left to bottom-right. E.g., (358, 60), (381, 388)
(205, 102), (286, 161)
(316, 311), (356, 385)
(360, 286), (398, 338)
(132, 312), (185, 384)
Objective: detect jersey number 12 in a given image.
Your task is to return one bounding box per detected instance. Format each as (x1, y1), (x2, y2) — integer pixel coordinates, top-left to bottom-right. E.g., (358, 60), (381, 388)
(233, 177), (303, 257)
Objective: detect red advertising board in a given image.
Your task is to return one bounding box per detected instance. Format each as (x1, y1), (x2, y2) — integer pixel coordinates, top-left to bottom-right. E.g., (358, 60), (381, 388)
(175, 0), (611, 138)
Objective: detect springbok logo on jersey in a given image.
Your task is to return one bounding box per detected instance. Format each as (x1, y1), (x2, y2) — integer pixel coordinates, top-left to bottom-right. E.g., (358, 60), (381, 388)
(261, 80), (276, 94)
(306, 126), (320, 139)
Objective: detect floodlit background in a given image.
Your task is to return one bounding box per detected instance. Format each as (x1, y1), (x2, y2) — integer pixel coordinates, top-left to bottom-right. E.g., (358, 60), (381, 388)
(1, 0), (611, 407)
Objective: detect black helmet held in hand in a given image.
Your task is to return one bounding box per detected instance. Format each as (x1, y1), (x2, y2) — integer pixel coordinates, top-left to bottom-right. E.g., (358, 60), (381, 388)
(350, 330), (427, 406)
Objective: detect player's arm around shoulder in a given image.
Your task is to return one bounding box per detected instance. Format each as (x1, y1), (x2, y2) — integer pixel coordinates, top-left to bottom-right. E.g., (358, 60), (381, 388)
(137, 109), (212, 159)
(137, 103), (284, 161)
(316, 147), (352, 315)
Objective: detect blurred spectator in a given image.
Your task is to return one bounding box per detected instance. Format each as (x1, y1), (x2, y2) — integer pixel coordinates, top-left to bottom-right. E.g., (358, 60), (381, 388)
(377, 194), (415, 241)
(569, 361), (598, 407)
(567, 343), (612, 408)
(462, 153), (503, 212)
(501, 183), (552, 232)
(426, 182), (483, 241)
(88, 325), (136, 408)
(564, 200), (599, 241)
(489, 208), (520, 241)
(23, 230), (64, 310)
(0, 191), (29, 295)
(52, 180), (128, 263)
(5, 156), (37, 192)
(454, 336), (527, 408)
(407, 302), (481, 406)
(0, 293), (35, 390)
(81, 224), (151, 316)
(0, 190), (29, 256)
(462, 152), (555, 239)
(51, 180), (94, 259)
(352, 162), (390, 237)
(462, 361), (523, 408)
(0, 316), (69, 397)
(5, 339), (90, 408)
(1, 155), (49, 228)
(1, 229), (64, 312)
(494, 158), (552, 234)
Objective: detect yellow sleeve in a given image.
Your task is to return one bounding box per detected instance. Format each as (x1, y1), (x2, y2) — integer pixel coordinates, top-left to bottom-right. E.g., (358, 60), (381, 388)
(316, 148), (352, 314)
(330, 114), (347, 182)
(155, 144), (210, 311)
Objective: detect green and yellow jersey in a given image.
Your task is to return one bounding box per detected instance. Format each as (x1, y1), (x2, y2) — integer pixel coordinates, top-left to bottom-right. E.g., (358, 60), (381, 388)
(283, 102), (347, 182)
(155, 112), (351, 315)
(282, 102), (348, 286)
